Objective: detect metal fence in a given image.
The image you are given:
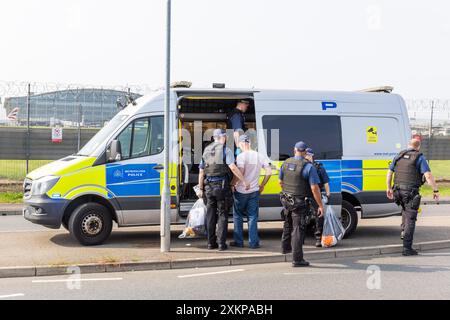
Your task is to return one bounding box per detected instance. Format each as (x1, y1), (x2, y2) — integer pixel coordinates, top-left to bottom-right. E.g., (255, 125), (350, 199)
(1, 81), (449, 187)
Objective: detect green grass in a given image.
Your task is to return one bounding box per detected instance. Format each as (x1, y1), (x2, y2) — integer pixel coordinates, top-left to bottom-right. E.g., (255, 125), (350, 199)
(428, 160), (450, 181)
(0, 192), (23, 204)
(0, 160), (52, 181)
(421, 184), (450, 197)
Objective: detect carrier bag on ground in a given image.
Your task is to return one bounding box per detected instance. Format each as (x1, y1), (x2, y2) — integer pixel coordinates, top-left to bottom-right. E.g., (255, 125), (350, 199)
(321, 204), (346, 247)
(178, 199), (207, 239)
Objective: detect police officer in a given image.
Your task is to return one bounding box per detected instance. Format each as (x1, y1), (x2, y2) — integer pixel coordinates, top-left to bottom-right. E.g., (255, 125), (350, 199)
(227, 100), (249, 155)
(386, 138), (440, 256)
(279, 141), (325, 267)
(198, 129), (250, 251)
(305, 148), (331, 247)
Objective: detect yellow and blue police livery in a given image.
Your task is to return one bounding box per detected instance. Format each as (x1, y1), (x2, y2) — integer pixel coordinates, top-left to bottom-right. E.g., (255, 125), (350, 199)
(23, 86), (410, 245)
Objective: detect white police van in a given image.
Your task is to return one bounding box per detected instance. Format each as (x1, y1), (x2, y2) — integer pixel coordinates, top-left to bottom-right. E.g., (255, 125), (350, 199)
(24, 83), (409, 245)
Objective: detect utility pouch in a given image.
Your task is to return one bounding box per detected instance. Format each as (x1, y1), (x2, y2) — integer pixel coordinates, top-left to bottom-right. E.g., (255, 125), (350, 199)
(393, 188), (402, 206)
(410, 193), (422, 211)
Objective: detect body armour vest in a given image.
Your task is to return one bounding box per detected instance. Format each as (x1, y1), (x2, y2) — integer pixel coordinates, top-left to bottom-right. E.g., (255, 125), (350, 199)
(393, 149), (424, 189)
(202, 142), (230, 178)
(282, 157), (313, 197)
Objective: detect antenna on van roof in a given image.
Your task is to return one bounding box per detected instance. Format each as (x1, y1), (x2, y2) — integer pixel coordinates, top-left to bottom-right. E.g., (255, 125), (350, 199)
(359, 86), (394, 93)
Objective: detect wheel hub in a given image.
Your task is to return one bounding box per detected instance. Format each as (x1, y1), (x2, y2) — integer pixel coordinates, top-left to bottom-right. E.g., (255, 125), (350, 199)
(81, 213), (103, 236)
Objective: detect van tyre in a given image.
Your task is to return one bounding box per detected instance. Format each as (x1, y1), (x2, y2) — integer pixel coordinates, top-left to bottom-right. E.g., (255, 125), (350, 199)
(68, 202), (113, 246)
(341, 200), (358, 238)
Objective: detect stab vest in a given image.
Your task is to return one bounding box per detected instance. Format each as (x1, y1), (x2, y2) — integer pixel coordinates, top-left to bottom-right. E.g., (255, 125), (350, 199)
(281, 157), (313, 197)
(393, 149), (424, 189)
(202, 142), (230, 178)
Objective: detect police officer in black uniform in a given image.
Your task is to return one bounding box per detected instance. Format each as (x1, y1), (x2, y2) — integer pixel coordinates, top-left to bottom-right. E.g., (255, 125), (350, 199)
(305, 148), (331, 247)
(387, 138), (440, 256)
(227, 100), (249, 155)
(198, 129), (250, 251)
(279, 141), (325, 267)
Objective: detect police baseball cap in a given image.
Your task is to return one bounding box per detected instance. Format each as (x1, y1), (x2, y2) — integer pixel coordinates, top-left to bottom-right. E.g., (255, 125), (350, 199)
(213, 128), (227, 137)
(238, 99), (250, 105)
(294, 141), (308, 151)
(306, 148), (314, 156)
(238, 134), (250, 143)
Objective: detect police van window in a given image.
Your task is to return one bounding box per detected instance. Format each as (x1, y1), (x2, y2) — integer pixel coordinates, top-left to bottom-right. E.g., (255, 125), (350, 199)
(116, 116), (164, 160)
(263, 115), (343, 160)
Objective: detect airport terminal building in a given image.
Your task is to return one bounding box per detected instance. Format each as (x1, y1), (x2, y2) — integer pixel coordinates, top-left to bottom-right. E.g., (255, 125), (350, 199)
(3, 89), (141, 127)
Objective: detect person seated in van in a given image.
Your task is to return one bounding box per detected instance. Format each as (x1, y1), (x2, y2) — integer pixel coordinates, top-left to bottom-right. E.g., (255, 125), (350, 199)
(227, 100), (250, 156)
(198, 129), (250, 251)
(230, 135), (272, 249)
(305, 148), (331, 247)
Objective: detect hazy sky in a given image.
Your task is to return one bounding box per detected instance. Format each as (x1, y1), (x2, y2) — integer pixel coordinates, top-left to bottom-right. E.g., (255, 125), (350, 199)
(0, 0), (449, 98)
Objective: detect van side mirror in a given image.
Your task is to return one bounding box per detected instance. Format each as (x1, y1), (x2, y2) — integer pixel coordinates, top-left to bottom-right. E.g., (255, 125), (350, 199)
(107, 140), (122, 162)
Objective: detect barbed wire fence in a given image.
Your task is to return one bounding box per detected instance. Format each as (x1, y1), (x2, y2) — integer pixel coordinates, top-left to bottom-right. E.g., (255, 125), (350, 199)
(0, 81), (449, 184)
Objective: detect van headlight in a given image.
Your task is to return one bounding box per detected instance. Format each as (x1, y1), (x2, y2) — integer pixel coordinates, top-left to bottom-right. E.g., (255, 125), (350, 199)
(31, 176), (60, 196)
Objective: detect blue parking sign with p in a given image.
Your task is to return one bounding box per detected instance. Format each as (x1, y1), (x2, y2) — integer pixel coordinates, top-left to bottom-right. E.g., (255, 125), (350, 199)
(322, 101), (337, 111)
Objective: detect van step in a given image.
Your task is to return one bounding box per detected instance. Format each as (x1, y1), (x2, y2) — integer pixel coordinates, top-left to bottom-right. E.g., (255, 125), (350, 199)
(179, 201), (196, 217)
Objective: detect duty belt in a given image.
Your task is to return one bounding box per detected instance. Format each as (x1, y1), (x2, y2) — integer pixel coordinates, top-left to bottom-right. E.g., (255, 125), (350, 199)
(394, 184), (419, 191)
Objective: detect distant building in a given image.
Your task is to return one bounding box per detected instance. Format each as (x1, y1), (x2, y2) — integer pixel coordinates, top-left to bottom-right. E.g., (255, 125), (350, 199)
(3, 89), (141, 127)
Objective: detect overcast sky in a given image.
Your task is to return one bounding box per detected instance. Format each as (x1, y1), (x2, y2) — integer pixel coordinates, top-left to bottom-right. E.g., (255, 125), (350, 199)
(0, 0), (449, 98)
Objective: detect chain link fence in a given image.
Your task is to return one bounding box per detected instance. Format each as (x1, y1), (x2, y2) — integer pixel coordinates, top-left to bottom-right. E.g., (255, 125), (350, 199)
(0, 81), (159, 189)
(1, 81), (449, 191)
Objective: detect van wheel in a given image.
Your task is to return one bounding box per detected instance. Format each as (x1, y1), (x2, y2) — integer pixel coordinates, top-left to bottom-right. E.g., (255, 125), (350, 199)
(68, 202), (113, 246)
(341, 200), (358, 238)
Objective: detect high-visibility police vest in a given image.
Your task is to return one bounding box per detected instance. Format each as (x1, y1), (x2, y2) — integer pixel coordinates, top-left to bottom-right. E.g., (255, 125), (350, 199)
(202, 142), (230, 178)
(281, 157), (313, 197)
(393, 149), (424, 189)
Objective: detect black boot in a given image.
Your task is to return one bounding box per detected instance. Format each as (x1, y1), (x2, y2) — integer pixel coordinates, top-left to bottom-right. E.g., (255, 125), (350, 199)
(402, 248), (418, 256)
(292, 260), (310, 267)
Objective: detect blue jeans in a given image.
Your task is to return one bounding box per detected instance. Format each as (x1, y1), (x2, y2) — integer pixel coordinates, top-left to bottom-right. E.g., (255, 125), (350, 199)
(233, 191), (260, 248)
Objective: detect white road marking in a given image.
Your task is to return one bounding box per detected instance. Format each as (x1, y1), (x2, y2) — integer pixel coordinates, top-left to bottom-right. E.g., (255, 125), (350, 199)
(0, 293), (25, 299)
(420, 253), (450, 256)
(178, 269), (245, 278)
(32, 277), (123, 283)
(284, 271), (355, 276)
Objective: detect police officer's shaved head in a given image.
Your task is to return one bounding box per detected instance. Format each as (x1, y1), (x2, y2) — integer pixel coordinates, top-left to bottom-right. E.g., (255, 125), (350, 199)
(409, 139), (421, 150)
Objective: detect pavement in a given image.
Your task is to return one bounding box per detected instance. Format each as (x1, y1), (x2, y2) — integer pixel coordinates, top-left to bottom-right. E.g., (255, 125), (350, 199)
(1, 247), (450, 300)
(0, 205), (449, 278)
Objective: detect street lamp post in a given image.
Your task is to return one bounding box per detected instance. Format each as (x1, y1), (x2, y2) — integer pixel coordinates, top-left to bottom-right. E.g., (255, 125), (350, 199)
(161, 0), (172, 252)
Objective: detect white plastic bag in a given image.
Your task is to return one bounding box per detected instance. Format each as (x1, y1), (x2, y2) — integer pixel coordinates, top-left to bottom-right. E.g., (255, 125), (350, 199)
(178, 199), (207, 239)
(321, 205), (345, 247)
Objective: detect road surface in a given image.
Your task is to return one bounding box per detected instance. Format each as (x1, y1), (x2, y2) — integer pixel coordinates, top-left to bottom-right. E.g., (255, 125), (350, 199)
(0, 248), (450, 300)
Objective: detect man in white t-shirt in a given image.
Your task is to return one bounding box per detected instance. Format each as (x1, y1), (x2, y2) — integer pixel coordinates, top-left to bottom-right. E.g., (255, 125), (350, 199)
(231, 135), (272, 249)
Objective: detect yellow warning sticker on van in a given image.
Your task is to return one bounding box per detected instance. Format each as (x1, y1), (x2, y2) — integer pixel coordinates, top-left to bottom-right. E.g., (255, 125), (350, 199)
(367, 126), (378, 143)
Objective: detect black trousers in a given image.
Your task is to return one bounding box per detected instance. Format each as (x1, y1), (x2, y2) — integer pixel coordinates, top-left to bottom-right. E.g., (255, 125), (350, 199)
(309, 200), (323, 241)
(395, 189), (421, 249)
(204, 180), (232, 246)
(281, 198), (308, 262)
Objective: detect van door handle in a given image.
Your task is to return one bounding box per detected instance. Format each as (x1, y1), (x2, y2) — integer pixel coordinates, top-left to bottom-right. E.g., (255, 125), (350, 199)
(153, 165), (164, 171)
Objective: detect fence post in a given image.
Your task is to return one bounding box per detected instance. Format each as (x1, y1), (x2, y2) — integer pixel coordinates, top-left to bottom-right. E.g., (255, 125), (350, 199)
(428, 99), (435, 163)
(77, 103), (82, 152)
(26, 83), (31, 175)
